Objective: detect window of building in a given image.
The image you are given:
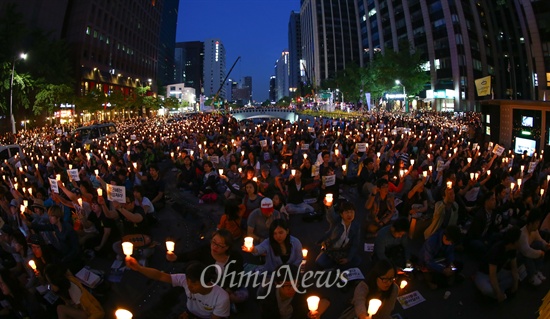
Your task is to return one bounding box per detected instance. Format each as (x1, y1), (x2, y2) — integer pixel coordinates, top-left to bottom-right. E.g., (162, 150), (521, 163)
(86, 26), (91, 35)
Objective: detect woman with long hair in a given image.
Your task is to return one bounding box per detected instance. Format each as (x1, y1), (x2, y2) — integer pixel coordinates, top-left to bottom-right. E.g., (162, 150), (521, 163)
(243, 219), (302, 272)
(339, 259), (398, 319)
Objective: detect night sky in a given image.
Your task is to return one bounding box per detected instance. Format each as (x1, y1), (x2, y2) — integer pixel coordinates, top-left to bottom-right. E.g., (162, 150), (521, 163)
(177, 0), (300, 102)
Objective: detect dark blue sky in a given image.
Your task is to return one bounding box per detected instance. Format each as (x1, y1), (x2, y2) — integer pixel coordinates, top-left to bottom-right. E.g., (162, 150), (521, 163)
(177, 0), (300, 102)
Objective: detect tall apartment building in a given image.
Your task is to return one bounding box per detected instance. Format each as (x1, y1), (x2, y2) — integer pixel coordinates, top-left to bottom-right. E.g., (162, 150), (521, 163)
(300, 0), (363, 87)
(276, 50), (290, 101)
(203, 38), (226, 98)
(356, 0), (550, 110)
(288, 11), (302, 92)
(174, 41), (204, 98)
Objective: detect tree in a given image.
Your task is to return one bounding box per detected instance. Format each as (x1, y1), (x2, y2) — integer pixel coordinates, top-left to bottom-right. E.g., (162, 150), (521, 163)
(33, 83), (74, 114)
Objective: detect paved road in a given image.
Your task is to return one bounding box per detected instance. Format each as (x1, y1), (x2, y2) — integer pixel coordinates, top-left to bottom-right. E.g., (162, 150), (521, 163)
(89, 160), (549, 319)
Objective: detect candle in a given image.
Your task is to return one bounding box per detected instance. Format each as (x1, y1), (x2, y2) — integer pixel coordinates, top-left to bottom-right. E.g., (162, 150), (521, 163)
(165, 241), (175, 252)
(241, 151), (245, 156)
(218, 169), (224, 176)
(367, 299), (382, 316)
(23, 200), (28, 207)
(429, 166), (433, 172)
(252, 177), (258, 182)
(282, 163), (287, 170)
(238, 167), (242, 173)
(69, 164), (72, 170)
(302, 249), (308, 258)
(122, 242), (133, 257)
(95, 169), (99, 175)
(325, 193), (333, 204)
(467, 158), (472, 163)
(400, 280), (408, 289)
(291, 169), (296, 176)
(56, 174), (61, 181)
(510, 182), (515, 190)
(20, 205), (25, 213)
(423, 171), (427, 178)
(446, 181), (453, 189)
(28, 260), (37, 270)
(170, 152), (174, 158)
(410, 159), (415, 166)
(342, 164), (347, 172)
(306, 296), (320, 311)
(541, 188), (545, 196)
(244, 237), (253, 250)
(474, 172), (479, 180)
(487, 170), (491, 176)
(29, 188), (32, 196)
(78, 198), (83, 207)
(517, 179), (522, 188)
(470, 173), (474, 180)
(303, 153), (308, 159)
(115, 309), (133, 319)
(97, 188), (103, 197)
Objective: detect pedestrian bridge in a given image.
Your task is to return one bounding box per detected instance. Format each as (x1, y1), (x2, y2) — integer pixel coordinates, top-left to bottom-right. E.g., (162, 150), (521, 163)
(229, 108), (298, 123)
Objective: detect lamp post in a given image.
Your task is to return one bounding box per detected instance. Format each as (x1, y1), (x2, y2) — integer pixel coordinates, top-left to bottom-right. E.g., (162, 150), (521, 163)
(10, 53), (27, 134)
(395, 80), (407, 112)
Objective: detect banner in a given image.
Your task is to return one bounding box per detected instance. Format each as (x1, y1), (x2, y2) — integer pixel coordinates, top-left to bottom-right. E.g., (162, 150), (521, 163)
(322, 175), (336, 187)
(397, 291), (426, 309)
(365, 93), (371, 111)
(475, 76), (492, 96)
(106, 184), (126, 203)
(356, 143), (367, 153)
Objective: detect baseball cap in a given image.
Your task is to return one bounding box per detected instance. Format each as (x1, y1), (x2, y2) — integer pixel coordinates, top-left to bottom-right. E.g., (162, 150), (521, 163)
(260, 198), (274, 214)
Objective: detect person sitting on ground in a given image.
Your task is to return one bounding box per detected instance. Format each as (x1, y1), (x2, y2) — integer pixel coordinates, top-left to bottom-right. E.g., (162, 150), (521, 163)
(44, 264), (104, 319)
(0, 269), (47, 319)
(217, 199), (244, 242)
(136, 163), (165, 210)
(315, 199), (361, 270)
(243, 219), (303, 272)
(168, 229), (249, 307)
(365, 179), (396, 234)
(258, 164), (278, 198)
(419, 226), (462, 290)
(474, 226), (520, 302)
(373, 218), (411, 269)
(260, 264), (330, 319)
(125, 259), (230, 319)
(339, 259), (398, 319)
(518, 209), (549, 286)
(424, 186), (459, 240)
(466, 191), (499, 258)
(247, 198), (281, 245)
(285, 167), (316, 215)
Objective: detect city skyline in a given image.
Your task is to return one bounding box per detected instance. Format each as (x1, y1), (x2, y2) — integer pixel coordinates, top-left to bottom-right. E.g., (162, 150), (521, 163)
(177, 0), (300, 102)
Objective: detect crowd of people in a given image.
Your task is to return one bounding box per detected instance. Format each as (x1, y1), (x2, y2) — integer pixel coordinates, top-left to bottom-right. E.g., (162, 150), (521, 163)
(0, 109), (548, 318)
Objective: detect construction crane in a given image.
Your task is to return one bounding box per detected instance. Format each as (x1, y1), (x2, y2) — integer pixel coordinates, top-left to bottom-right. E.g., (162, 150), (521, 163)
(213, 56), (241, 111)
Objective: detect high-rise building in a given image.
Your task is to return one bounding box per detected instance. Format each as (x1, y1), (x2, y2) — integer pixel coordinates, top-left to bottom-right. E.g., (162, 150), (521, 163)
(157, 0), (179, 91)
(223, 79), (234, 102)
(174, 41), (204, 98)
(288, 12), (302, 92)
(0, 0), (180, 100)
(243, 76), (253, 101)
(203, 38), (226, 99)
(357, 0), (550, 110)
(276, 50), (290, 101)
(269, 76), (277, 103)
(300, 0), (362, 87)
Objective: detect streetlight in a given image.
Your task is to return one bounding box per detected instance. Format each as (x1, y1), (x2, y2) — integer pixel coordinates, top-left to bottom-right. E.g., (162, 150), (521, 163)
(10, 52), (27, 134)
(395, 80), (407, 112)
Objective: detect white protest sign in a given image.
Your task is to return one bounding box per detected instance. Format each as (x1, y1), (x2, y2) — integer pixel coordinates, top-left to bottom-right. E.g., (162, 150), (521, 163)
(106, 184), (126, 203)
(357, 143), (367, 153)
(323, 175), (336, 187)
(67, 169), (80, 181)
(364, 243), (374, 252)
(342, 268), (364, 281)
(473, 143), (478, 150)
(301, 144), (310, 150)
(528, 162), (538, 174)
(260, 140), (267, 147)
(308, 127), (314, 132)
(208, 156), (219, 164)
(397, 291), (426, 309)
(492, 144), (505, 156)
(49, 178), (59, 194)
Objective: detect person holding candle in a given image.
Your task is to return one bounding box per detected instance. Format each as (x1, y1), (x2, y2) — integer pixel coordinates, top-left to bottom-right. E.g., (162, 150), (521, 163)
(259, 264), (330, 319)
(315, 199), (361, 270)
(466, 191), (499, 258)
(365, 179), (396, 235)
(339, 259), (398, 319)
(373, 218), (411, 269)
(125, 260), (230, 319)
(242, 219), (302, 272)
(284, 167), (316, 216)
(424, 186), (459, 240)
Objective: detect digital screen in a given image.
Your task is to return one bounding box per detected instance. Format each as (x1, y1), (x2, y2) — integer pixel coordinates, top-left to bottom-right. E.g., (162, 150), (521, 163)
(522, 116), (534, 127)
(486, 126), (491, 135)
(486, 114), (490, 124)
(514, 137), (536, 156)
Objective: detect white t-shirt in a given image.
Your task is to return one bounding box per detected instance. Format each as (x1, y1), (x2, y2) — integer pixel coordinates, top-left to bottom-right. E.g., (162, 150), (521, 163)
(171, 273), (230, 319)
(135, 197), (155, 214)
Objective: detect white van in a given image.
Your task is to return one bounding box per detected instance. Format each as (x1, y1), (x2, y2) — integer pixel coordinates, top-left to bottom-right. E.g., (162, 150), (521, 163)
(0, 144), (25, 166)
